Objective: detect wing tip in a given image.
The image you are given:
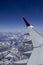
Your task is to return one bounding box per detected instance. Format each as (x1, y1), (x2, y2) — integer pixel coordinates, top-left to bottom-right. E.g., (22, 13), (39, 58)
(22, 17), (30, 27)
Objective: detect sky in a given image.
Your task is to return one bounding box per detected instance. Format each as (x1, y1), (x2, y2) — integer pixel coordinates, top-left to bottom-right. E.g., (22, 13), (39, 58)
(0, 0), (43, 32)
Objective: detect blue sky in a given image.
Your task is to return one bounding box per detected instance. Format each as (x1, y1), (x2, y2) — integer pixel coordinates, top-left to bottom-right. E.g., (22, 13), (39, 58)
(0, 0), (43, 32)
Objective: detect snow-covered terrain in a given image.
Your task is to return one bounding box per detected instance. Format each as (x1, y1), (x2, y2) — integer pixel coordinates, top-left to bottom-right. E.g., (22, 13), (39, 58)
(0, 32), (33, 65)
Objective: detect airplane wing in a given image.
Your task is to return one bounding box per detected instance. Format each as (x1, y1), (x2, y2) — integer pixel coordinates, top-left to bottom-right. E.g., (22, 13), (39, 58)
(22, 17), (43, 65)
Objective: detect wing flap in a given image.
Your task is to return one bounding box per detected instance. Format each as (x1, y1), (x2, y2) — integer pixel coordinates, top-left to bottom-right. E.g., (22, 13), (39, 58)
(13, 59), (28, 65)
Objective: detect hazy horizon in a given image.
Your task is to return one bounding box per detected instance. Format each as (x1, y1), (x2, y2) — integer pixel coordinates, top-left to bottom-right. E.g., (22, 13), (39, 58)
(0, 0), (43, 32)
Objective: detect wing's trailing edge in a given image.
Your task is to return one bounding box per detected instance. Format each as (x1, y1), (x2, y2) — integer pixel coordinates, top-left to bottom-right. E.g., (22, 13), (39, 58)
(13, 59), (28, 65)
(23, 51), (32, 54)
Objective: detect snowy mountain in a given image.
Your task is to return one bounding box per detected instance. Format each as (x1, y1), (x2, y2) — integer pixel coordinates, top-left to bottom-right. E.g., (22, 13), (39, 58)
(0, 32), (33, 65)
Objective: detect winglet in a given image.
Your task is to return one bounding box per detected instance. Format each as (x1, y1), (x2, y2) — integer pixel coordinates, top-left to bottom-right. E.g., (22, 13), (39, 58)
(22, 17), (30, 27)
